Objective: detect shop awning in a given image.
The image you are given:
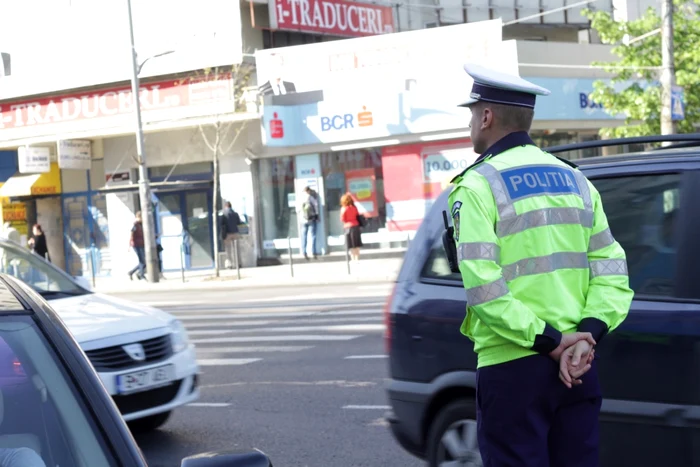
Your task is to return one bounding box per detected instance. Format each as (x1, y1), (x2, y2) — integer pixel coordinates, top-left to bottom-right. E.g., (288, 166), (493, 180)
(0, 165), (62, 198)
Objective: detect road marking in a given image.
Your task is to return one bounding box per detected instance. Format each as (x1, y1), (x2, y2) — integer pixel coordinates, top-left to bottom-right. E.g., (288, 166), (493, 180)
(202, 324), (384, 335)
(195, 346), (313, 354)
(183, 316), (384, 329)
(240, 293), (337, 302)
(191, 334), (361, 344)
(176, 309), (382, 321)
(197, 358), (261, 366)
(187, 402), (231, 408)
(344, 354), (388, 359)
(342, 405), (391, 410)
(188, 330), (236, 336)
(357, 285), (392, 290)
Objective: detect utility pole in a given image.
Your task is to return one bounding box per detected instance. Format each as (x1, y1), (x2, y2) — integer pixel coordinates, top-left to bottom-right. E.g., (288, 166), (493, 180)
(127, 0), (159, 283)
(660, 0), (676, 139)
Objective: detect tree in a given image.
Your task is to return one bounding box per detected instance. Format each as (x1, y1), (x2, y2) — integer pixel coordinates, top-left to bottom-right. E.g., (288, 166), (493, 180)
(177, 61), (255, 277)
(583, 0), (700, 138)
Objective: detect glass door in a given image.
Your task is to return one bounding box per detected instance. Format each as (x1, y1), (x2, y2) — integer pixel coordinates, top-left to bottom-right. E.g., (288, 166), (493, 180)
(185, 191), (213, 269)
(156, 194), (185, 271)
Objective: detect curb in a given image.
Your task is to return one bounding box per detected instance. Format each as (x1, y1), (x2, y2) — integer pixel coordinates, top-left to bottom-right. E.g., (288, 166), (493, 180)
(94, 274), (398, 295)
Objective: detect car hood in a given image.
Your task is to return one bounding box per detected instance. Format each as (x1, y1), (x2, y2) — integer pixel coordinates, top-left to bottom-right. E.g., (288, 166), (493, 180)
(47, 293), (174, 344)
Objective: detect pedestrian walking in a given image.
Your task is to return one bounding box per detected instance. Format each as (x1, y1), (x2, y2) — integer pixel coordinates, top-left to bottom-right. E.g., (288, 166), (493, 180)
(128, 211), (146, 281)
(444, 64), (634, 467)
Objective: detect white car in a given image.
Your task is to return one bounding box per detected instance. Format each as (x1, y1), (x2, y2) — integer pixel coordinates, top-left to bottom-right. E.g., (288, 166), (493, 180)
(0, 238), (199, 432)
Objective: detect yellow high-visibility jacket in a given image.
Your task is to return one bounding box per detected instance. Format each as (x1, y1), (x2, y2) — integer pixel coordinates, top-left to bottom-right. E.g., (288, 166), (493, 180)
(448, 132), (634, 368)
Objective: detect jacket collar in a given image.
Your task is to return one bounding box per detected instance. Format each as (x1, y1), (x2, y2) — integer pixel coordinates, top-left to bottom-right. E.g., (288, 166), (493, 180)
(473, 131), (536, 165)
(450, 131), (536, 184)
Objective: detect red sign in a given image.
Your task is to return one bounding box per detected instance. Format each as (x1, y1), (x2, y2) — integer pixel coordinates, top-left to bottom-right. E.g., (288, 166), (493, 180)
(270, 0), (395, 37)
(0, 74), (233, 131)
(382, 139), (473, 232)
(270, 112), (284, 139)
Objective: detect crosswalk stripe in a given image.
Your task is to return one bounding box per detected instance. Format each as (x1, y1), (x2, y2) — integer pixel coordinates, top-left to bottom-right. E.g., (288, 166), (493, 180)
(197, 358), (261, 366)
(191, 334), (361, 344)
(187, 402), (231, 408)
(175, 308), (382, 321)
(183, 316), (384, 329)
(161, 302), (387, 312)
(195, 346), (313, 354)
(189, 324), (384, 337)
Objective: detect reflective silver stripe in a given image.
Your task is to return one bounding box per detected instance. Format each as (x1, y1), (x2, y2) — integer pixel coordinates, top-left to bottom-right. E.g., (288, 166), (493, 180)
(502, 252), (589, 282)
(474, 164), (516, 218)
(588, 228), (615, 252)
(573, 170), (593, 211)
(497, 207), (594, 237)
(458, 242), (500, 262)
(466, 278), (509, 306)
(590, 259), (628, 278)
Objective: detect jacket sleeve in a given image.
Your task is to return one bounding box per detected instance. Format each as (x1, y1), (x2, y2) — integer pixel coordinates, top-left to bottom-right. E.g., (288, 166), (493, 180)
(450, 185), (562, 354)
(578, 184), (634, 343)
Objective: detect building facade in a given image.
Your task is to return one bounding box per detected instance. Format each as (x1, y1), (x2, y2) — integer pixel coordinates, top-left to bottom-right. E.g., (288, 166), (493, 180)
(0, 0), (658, 274)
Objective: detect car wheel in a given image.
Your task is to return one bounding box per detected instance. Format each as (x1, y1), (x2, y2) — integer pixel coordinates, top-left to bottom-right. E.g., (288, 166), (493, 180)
(127, 411), (172, 433)
(426, 400), (482, 467)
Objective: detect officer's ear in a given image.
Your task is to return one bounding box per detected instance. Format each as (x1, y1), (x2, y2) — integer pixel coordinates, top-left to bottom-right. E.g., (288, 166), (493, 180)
(480, 105), (495, 131)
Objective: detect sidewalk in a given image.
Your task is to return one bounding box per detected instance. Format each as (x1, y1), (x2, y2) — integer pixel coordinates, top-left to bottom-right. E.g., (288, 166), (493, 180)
(92, 256), (404, 294)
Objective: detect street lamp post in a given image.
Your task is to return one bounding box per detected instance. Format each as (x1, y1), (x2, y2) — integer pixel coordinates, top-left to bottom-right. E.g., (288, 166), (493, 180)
(126, 0), (159, 283)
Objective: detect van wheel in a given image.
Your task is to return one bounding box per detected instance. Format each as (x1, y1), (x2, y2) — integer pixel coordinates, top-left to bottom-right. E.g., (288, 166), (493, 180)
(127, 411), (171, 433)
(426, 400), (482, 467)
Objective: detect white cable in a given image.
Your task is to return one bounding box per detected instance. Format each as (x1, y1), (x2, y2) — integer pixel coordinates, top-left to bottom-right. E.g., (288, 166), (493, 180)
(519, 62), (662, 70)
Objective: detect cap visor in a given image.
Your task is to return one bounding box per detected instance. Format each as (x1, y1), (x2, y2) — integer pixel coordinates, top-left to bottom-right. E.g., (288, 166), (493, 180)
(458, 97), (478, 108)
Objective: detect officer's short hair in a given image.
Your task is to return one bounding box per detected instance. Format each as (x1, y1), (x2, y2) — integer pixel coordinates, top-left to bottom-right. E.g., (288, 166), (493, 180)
(475, 101), (534, 132)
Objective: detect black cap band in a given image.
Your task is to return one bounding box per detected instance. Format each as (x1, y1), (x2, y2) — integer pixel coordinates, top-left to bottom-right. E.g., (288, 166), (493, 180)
(470, 82), (537, 109)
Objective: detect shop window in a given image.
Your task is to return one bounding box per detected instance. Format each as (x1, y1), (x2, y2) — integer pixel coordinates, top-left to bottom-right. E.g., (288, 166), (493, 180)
(321, 149), (386, 250)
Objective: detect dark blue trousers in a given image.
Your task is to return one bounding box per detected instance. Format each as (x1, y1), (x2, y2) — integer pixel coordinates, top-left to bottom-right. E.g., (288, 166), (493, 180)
(476, 354), (602, 467)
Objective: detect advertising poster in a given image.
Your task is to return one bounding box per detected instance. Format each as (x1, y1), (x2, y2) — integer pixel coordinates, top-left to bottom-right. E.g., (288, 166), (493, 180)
(345, 168), (377, 217)
(382, 139), (475, 232)
(255, 20), (520, 147)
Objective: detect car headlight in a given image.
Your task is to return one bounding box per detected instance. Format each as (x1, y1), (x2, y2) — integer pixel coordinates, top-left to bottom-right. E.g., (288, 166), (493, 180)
(169, 320), (190, 353)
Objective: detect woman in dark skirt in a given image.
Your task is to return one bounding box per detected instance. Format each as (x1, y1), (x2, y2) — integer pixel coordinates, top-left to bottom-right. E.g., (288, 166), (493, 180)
(340, 193), (363, 262)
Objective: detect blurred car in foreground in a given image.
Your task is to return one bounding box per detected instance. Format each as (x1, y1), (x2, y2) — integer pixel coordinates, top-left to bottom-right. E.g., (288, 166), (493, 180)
(385, 134), (700, 467)
(0, 238), (198, 431)
(0, 272), (271, 467)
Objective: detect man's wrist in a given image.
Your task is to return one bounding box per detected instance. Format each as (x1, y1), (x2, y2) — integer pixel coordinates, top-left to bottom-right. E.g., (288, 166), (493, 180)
(577, 318), (608, 343)
(532, 323), (562, 356)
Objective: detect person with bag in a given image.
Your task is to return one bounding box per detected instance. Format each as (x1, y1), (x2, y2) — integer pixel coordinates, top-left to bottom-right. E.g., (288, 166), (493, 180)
(299, 186), (320, 260)
(340, 193), (363, 262)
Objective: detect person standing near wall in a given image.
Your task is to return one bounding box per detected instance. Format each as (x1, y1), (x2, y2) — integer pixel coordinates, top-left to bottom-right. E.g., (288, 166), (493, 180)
(220, 201), (242, 269)
(28, 224), (50, 262)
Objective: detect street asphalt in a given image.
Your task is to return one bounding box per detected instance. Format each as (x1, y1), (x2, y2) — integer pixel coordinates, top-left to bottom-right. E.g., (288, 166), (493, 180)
(109, 283), (424, 467)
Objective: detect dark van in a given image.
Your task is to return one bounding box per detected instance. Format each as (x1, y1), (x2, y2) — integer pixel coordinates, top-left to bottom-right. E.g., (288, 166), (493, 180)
(385, 135), (700, 467)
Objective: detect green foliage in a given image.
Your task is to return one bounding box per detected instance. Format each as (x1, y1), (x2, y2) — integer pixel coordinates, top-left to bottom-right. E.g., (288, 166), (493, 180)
(583, 0), (700, 137)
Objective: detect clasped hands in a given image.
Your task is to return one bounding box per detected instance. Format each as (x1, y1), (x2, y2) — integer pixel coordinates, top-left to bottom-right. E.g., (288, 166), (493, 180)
(549, 332), (596, 389)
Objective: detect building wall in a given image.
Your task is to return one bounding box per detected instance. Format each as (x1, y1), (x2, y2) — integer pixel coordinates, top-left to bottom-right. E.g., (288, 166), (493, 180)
(518, 40), (618, 78)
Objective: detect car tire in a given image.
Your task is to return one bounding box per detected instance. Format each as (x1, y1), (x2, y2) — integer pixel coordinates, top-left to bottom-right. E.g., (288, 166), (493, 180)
(426, 400), (482, 467)
(127, 411), (172, 433)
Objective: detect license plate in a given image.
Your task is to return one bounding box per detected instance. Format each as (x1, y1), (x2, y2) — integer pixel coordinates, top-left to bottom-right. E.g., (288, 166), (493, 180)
(116, 365), (175, 395)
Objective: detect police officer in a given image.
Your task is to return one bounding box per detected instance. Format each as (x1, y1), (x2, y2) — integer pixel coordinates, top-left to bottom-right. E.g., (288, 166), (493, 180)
(445, 64), (634, 466)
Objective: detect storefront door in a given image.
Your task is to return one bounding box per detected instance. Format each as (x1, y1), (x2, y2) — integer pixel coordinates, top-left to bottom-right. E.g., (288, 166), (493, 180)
(155, 190), (214, 272)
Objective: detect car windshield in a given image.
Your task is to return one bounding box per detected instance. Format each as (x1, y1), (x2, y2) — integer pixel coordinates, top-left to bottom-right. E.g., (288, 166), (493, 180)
(0, 308), (117, 467)
(0, 242), (86, 298)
